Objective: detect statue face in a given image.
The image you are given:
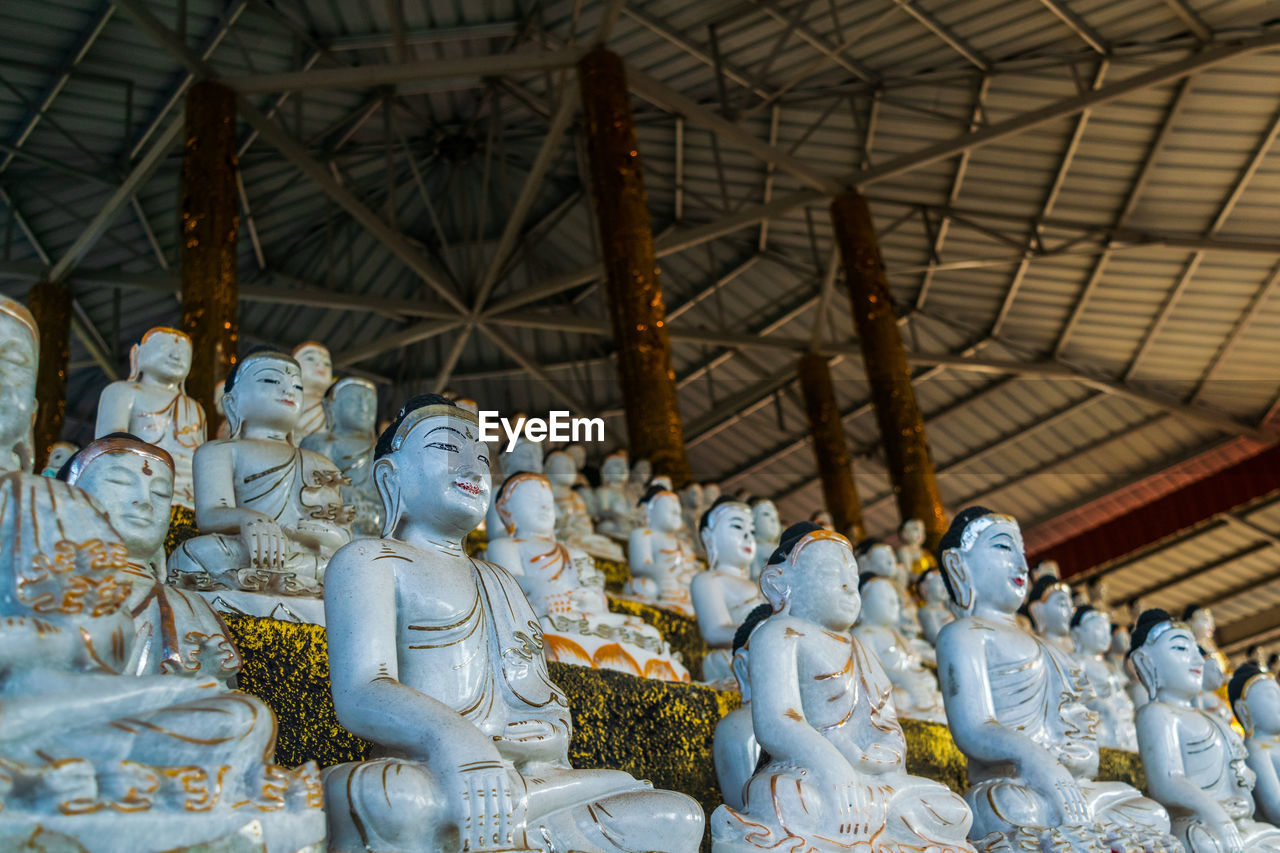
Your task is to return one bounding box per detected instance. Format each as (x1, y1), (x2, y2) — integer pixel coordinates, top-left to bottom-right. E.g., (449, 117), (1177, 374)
(1245, 678), (1280, 735)
(704, 484), (720, 504)
(863, 543), (899, 578)
(506, 477), (555, 537)
(332, 384), (376, 433)
(1072, 611), (1111, 655)
(860, 578), (900, 627)
(136, 330), (191, 384)
(1142, 626), (1204, 699)
(901, 519), (924, 546)
(777, 538), (860, 631)
(919, 570), (947, 604)
(0, 312), (37, 458)
(1033, 588), (1073, 636)
(752, 501), (781, 541)
(506, 440), (542, 475)
(680, 484), (703, 509)
(566, 445), (585, 468)
(948, 517), (1028, 615)
(228, 357), (304, 433)
(45, 442), (77, 472)
(601, 455), (628, 485)
(1189, 608), (1215, 642)
(1110, 627), (1130, 657)
(630, 459), (651, 483)
(544, 451), (575, 487)
(649, 493), (684, 532)
(1202, 652), (1224, 692)
(705, 503), (755, 569)
(78, 452), (174, 557)
(294, 345), (332, 395)
(383, 414), (491, 536)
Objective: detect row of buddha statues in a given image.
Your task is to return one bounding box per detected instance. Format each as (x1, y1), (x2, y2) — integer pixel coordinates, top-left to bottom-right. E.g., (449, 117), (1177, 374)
(9, 304), (1280, 853)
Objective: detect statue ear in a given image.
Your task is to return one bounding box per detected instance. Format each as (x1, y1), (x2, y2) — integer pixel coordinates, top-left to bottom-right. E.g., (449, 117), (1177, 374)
(700, 527), (715, 563)
(374, 456), (401, 538)
(1029, 600), (1044, 632)
(222, 391), (243, 439)
(941, 550), (974, 612)
(1130, 648), (1158, 700)
(731, 648), (751, 698)
(759, 565), (789, 613)
(1237, 701), (1254, 737)
(128, 343), (140, 381)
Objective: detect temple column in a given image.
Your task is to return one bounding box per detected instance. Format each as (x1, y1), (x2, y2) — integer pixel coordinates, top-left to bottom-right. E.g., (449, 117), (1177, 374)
(831, 189), (946, 548)
(179, 80), (239, 422)
(797, 352), (865, 541)
(26, 279), (71, 471)
(577, 49), (691, 487)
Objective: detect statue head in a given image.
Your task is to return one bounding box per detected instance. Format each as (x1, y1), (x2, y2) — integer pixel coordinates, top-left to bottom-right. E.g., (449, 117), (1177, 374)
(1110, 624), (1131, 658)
(900, 518), (925, 547)
(1069, 605), (1111, 656)
(454, 398), (478, 415)
(855, 538), (899, 580)
(650, 474), (673, 491)
(0, 294), (38, 473)
(916, 568), (949, 605)
(680, 483), (703, 511)
(131, 327), (192, 389)
(544, 450), (576, 488)
(601, 450), (628, 486)
(857, 575), (901, 628)
(323, 377), (378, 436)
(699, 496), (755, 571)
(750, 498), (781, 542)
(291, 341), (333, 399)
(1129, 608), (1203, 702)
(759, 522), (859, 631)
(703, 483), (721, 504)
(494, 471), (555, 538)
(505, 438), (543, 476)
(629, 457), (651, 485)
(937, 506), (1028, 616)
(1202, 648), (1225, 692)
(63, 434), (174, 560)
(731, 602), (773, 703)
(638, 485), (683, 533)
(1182, 605), (1216, 646)
(1230, 663), (1280, 737)
(1027, 575), (1073, 637)
(222, 350), (304, 438)
(809, 510), (834, 530)
(374, 394), (490, 540)
(565, 444), (586, 470)
(1087, 577), (1111, 607)
(1033, 559), (1060, 581)
(41, 441), (78, 477)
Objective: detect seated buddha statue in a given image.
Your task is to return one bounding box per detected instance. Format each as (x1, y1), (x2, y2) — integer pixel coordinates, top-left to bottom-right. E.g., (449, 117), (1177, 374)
(62, 434), (240, 681)
(544, 450), (623, 561)
(626, 485), (698, 617)
(1026, 574), (1078, 657)
(1200, 650), (1237, 725)
(300, 377), (382, 537)
(680, 482), (706, 555)
(1071, 605), (1139, 751)
(486, 472), (688, 682)
(486, 436), (542, 543)
(714, 602), (770, 812)
(1231, 663), (1280, 827)
(852, 575), (946, 723)
(40, 439), (77, 477)
(625, 456), (652, 506)
(1131, 610), (1280, 853)
(592, 450), (636, 540)
(169, 350), (352, 618)
(898, 518), (937, 576)
(916, 567), (955, 645)
(858, 538), (933, 664)
(0, 295), (323, 852)
(564, 443), (599, 518)
(95, 326), (206, 510)
(691, 497), (765, 688)
(749, 497), (780, 581)
(290, 340), (333, 441)
(935, 506), (1176, 853)
(321, 395), (705, 852)
(711, 522), (977, 853)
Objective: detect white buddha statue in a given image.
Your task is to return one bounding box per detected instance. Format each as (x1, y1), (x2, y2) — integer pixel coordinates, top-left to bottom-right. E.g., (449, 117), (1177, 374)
(626, 485), (698, 617)
(935, 506), (1176, 852)
(703, 482), (722, 505)
(852, 575), (947, 723)
(564, 443), (598, 517)
(544, 449), (623, 561)
(593, 450), (636, 540)
(898, 517), (937, 576)
(711, 522), (977, 853)
(290, 340), (333, 440)
(170, 350), (352, 620)
(95, 326), (206, 510)
(714, 602), (770, 812)
(691, 497), (765, 688)
(915, 567), (955, 645)
(680, 482), (706, 553)
(486, 472), (688, 682)
(1200, 651), (1236, 725)
(1231, 663), (1280, 827)
(321, 395), (705, 852)
(300, 377), (381, 537)
(40, 439), (77, 476)
(1186, 605), (1234, 709)
(858, 538), (932, 663)
(749, 497), (781, 581)
(485, 435), (542, 542)
(1131, 609), (1280, 853)
(1071, 605), (1139, 751)
(809, 509), (834, 530)
(626, 456), (651, 505)
(0, 295), (324, 852)
(1026, 574), (1078, 657)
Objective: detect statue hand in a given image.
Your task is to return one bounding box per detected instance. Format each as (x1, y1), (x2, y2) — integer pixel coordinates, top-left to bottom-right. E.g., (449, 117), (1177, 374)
(456, 761), (528, 852)
(1211, 818), (1245, 853)
(242, 516), (287, 570)
(1024, 761), (1089, 827)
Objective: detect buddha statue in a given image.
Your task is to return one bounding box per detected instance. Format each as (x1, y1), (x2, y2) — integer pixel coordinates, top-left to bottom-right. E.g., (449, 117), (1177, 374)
(1131, 610), (1280, 853)
(916, 567), (955, 645)
(486, 472), (688, 682)
(564, 443), (598, 517)
(592, 450), (636, 540)
(680, 482), (706, 553)
(626, 456), (652, 506)
(62, 434), (241, 681)
(711, 522), (977, 853)
(898, 518), (937, 576)
(486, 436), (542, 542)
(935, 506), (1176, 853)
(1231, 663), (1280, 827)
(626, 485), (698, 617)
(714, 602), (770, 812)
(300, 376), (382, 537)
(0, 295), (323, 852)
(170, 350), (352, 619)
(1035, 559), (1062, 581)
(290, 340), (333, 440)
(749, 497), (781, 581)
(852, 575), (947, 723)
(858, 538), (932, 663)
(95, 326), (206, 510)
(544, 449), (623, 561)
(1187, 605), (1232, 688)
(40, 440), (77, 477)
(321, 395), (705, 852)
(1026, 574), (1078, 656)
(704, 482), (722, 505)
(1200, 650), (1236, 725)
(691, 497), (765, 688)
(1071, 605), (1139, 751)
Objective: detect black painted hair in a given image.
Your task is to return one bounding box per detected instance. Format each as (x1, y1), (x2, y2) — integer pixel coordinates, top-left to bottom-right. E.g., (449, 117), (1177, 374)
(914, 566), (940, 596)
(1229, 661), (1268, 716)
(1070, 603), (1099, 629)
(935, 505), (999, 605)
(636, 484), (670, 508)
(1028, 575), (1065, 606)
(374, 393), (459, 460)
(1129, 608), (1177, 655)
(765, 521), (824, 567)
(223, 345), (294, 396)
(858, 572), (892, 595)
(732, 602), (774, 654)
(854, 537), (884, 559)
(698, 494), (742, 534)
(55, 432), (140, 480)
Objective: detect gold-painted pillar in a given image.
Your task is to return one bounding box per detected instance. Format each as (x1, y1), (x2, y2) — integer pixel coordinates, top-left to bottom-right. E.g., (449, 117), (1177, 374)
(27, 279), (71, 472)
(180, 80), (239, 422)
(831, 189), (946, 549)
(797, 352), (865, 542)
(578, 48), (691, 487)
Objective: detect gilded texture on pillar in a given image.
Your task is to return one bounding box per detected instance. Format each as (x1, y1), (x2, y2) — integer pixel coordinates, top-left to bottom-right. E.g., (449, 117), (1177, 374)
(27, 279), (71, 472)
(180, 80), (240, 423)
(832, 190), (946, 549)
(797, 352), (865, 541)
(578, 49), (691, 487)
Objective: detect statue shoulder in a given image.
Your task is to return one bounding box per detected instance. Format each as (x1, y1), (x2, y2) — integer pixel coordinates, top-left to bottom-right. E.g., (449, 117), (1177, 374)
(300, 445), (341, 472)
(326, 538), (411, 584)
(935, 616), (983, 658)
